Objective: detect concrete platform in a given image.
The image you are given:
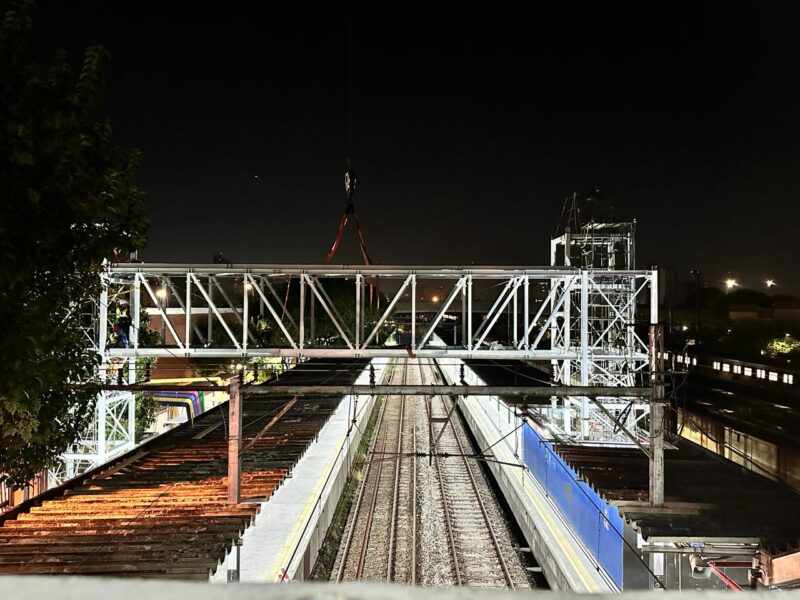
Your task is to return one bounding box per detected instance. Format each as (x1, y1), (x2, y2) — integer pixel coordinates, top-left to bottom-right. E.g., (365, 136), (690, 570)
(438, 360), (617, 593)
(211, 359), (390, 583)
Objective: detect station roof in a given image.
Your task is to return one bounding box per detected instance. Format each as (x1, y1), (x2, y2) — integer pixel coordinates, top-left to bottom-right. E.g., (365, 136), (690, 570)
(0, 359), (366, 579)
(554, 441), (800, 553)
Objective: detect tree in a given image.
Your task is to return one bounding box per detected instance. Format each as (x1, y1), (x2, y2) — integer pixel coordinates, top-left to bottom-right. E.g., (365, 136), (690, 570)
(0, 1), (148, 485)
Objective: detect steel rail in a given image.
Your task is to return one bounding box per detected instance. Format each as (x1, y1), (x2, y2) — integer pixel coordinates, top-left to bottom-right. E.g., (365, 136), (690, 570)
(335, 363), (394, 583)
(353, 360), (406, 579)
(411, 382), (418, 586)
(423, 361), (462, 586)
(433, 359), (515, 589)
(386, 360), (408, 581)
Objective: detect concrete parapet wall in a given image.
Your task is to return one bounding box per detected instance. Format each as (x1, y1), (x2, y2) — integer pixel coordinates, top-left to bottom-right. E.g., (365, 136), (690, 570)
(2, 576), (791, 599)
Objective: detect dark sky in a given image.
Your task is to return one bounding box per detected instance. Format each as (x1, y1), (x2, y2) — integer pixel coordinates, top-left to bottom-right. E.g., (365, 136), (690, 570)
(36, 4), (800, 293)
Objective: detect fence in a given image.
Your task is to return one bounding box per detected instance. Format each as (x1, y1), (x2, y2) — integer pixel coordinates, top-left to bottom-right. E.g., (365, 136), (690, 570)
(522, 423), (624, 588)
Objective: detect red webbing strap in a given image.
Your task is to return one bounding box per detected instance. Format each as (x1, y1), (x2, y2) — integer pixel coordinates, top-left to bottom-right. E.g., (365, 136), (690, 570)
(325, 212), (350, 264)
(354, 214), (373, 265)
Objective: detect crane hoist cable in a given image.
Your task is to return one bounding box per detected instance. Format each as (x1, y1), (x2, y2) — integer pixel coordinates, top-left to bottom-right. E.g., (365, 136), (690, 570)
(325, 19), (374, 268)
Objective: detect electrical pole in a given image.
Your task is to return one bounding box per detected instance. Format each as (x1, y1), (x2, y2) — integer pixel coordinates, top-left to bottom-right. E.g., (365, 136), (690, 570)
(649, 323), (665, 506)
(228, 376), (242, 504)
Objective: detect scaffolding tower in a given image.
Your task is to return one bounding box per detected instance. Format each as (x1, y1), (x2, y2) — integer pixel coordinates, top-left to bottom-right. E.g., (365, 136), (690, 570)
(544, 191), (653, 446)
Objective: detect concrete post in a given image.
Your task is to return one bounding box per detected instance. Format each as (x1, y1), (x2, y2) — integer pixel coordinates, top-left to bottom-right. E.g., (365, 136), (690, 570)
(228, 378), (242, 504)
(649, 323), (665, 506)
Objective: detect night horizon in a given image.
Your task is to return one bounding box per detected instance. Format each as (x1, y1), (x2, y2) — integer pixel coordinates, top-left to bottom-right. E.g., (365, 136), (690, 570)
(29, 4), (800, 293)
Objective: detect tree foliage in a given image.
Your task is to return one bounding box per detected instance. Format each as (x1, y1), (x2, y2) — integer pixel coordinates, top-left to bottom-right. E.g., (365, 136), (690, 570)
(0, 1), (148, 485)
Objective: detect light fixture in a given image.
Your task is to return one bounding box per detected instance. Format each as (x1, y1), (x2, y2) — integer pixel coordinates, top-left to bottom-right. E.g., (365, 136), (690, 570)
(766, 279), (776, 288)
(724, 278), (738, 290)
(432, 295), (440, 303)
(155, 287), (168, 300)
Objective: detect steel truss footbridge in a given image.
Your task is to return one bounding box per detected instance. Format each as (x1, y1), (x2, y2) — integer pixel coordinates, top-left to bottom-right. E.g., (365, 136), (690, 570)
(54, 262), (661, 496)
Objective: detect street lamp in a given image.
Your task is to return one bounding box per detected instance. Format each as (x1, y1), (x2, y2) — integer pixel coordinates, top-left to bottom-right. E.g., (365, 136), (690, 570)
(766, 279), (777, 288)
(724, 278), (739, 291)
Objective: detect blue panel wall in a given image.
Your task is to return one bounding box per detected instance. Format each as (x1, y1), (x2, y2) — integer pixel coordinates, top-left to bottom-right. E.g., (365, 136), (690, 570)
(522, 423), (624, 588)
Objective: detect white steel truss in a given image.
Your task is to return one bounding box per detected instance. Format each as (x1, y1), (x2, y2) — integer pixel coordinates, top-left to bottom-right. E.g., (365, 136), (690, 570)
(96, 264), (656, 366)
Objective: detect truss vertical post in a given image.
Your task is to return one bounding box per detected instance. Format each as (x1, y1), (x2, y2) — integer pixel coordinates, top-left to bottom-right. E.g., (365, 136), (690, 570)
(299, 273), (305, 350)
(132, 276), (140, 350)
(563, 277), (572, 384)
(185, 274), (191, 350)
(580, 270), (590, 437)
(309, 285), (315, 345)
(360, 275), (366, 346)
(228, 377), (241, 504)
(523, 276), (530, 350)
(411, 274), (416, 349)
(467, 274), (473, 352)
(461, 283), (466, 347)
(356, 274), (362, 349)
(207, 275), (214, 343)
(513, 280), (518, 347)
(98, 278), (108, 355)
(242, 277), (249, 352)
(580, 271), (589, 384)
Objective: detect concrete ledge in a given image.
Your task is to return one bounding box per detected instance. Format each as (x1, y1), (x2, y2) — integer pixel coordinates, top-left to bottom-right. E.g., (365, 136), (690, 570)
(0, 576), (789, 600)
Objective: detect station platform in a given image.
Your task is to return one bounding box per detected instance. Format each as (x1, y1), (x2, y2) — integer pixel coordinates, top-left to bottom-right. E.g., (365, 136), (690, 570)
(211, 359), (389, 583)
(437, 360), (617, 592)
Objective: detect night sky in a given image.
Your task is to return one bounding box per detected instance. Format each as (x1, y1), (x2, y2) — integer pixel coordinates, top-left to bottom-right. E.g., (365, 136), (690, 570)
(36, 5), (800, 293)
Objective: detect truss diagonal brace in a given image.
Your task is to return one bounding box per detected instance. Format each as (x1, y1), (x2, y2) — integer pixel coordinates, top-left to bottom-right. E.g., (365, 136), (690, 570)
(362, 273), (412, 348)
(418, 277), (467, 349)
(246, 274), (298, 349)
(137, 274), (185, 350)
(190, 273), (241, 349)
(303, 274), (354, 349)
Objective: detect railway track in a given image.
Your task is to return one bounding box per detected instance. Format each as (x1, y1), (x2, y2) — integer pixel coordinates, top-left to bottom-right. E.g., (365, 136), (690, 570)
(333, 357), (528, 588)
(424, 359), (515, 588)
(336, 359), (415, 582)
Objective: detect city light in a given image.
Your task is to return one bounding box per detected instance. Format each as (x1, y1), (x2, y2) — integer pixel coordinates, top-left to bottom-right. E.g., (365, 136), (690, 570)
(724, 278), (739, 290)
(681, 325), (689, 332)
(155, 286), (168, 300)
(432, 295), (440, 303)
(766, 279), (777, 288)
